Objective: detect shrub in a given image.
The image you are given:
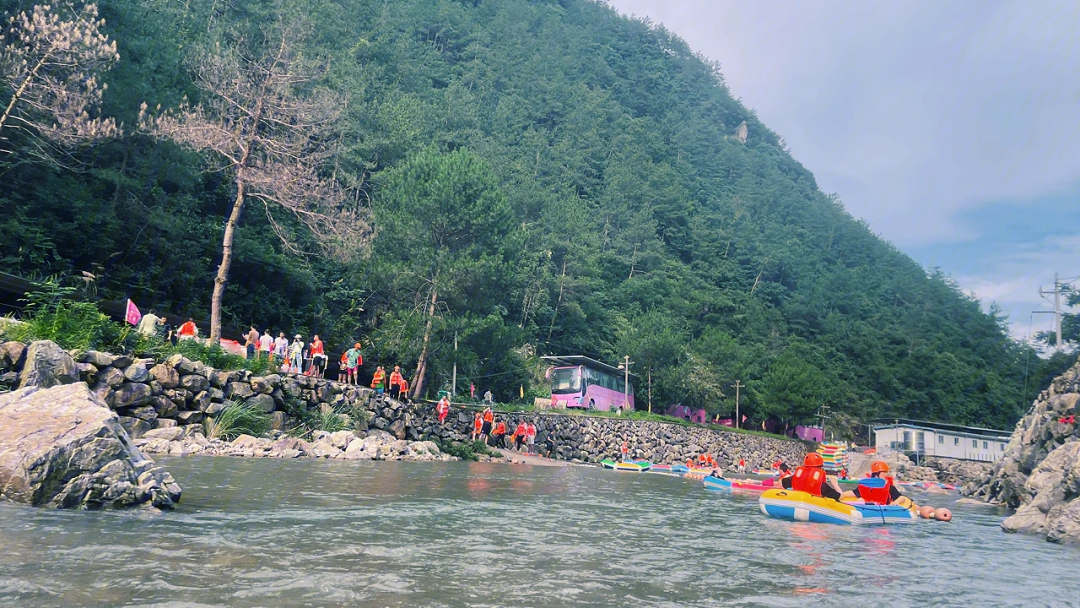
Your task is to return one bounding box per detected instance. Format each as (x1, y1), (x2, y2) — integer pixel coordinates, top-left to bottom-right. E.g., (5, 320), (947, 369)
(203, 400), (272, 440)
(432, 438), (500, 461)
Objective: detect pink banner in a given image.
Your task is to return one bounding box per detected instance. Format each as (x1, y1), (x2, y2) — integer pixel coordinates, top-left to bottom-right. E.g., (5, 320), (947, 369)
(124, 299), (142, 326)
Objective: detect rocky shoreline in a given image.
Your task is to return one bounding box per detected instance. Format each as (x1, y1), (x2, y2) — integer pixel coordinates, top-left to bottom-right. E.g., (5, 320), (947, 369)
(966, 355), (1080, 542)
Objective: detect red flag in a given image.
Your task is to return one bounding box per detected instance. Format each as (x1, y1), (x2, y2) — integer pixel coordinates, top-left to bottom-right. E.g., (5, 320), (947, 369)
(125, 299), (142, 326)
(741, 414), (747, 423)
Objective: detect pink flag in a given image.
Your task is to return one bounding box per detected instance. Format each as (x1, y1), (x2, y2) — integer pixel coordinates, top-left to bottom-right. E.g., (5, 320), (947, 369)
(125, 299), (142, 325)
(741, 414), (747, 423)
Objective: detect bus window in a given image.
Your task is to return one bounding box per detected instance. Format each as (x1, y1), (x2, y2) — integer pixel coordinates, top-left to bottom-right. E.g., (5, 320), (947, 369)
(551, 368), (582, 394)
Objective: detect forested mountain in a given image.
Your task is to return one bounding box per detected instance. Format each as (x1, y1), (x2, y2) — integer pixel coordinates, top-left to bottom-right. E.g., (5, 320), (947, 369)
(0, 0), (1050, 430)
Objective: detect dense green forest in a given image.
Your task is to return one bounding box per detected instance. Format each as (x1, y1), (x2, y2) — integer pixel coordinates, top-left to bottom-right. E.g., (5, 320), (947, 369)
(1, 0), (1065, 431)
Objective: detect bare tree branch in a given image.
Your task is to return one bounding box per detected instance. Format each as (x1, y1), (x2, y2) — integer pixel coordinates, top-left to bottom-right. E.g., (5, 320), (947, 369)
(139, 16), (372, 343)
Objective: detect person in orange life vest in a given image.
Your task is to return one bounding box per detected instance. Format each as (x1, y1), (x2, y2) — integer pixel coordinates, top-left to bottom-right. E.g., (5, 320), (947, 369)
(737, 458), (746, 473)
(781, 453), (842, 500)
(178, 318), (198, 339)
(841, 461), (906, 505)
(481, 407), (494, 442)
(621, 441), (629, 461)
(490, 419), (508, 449)
(436, 395), (451, 424)
(697, 453), (708, 467)
(471, 412), (483, 441)
(514, 420), (527, 451)
(388, 365), (406, 400)
(370, 366), (386, 394)
(772, 459), (783, 471)
(705, 453), (717, 467)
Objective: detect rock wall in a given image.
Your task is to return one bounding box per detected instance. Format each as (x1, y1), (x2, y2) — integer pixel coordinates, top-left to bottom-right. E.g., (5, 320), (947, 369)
(968, 356), (1080, 542)
(0, 340), (808, 469)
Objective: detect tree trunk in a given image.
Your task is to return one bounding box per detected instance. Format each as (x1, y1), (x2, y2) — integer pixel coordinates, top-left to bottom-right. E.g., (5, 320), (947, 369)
(209, 180), (246, 344)
(410, 281), (438, 399)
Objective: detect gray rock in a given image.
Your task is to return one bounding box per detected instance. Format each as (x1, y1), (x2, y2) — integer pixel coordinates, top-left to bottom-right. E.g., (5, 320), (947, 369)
(203, 402), (224, 416)
(192, 390), (211, 412)
(247, 393), (276, 414)
(97, 366), (126, 388)
(0, 383), (180, 508)
(125, 405), (158, 422)
(176, 411), (203, 425)
(180, 374), (209, 394)
(111, 355), (134, 369)
(149, 364), (179, 389)
(150, 396), (178, 419)
(144, 427), (185, 442)
(76, 362), (98, 383)
(250, 376), (272, 394)
(81, 350), (116, 367)
(152, 418), (177, 430)
(227, 381), (254, 399)
(270, 411), (288, 431)
(118, 416), (152, 439)
(110, 382), (153, 409)
(18, 340), (79, 389)
(123, 364), (149, 383)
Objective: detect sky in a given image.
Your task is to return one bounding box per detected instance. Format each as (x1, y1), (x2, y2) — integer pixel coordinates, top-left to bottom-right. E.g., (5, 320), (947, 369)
(606, 0), (1080, 341)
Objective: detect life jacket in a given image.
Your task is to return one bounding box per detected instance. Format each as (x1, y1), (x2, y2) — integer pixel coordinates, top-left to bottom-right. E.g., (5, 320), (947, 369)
(310, 340), (324, 355)
(437, 399), (449, 413)
(526, 424), (536, 438)
(179, 321), (196, 336)
(371, 370), (385, 387)
(515, 423), (527, 437)
(494, 422), (506, 435)
(698, 454), (707, 464)
(857, 476), (894, 505)
(483, 410), (494, 423)
(791, 466), (826, 496)
(389, 371), (404, 387)
(473, 416), (483, 430)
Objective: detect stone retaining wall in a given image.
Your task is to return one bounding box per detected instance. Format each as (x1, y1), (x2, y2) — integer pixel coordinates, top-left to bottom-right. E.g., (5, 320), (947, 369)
(0, 339), (808, 469)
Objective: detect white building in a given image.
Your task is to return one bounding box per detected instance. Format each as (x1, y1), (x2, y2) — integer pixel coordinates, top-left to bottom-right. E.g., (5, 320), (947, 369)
(872, 419), (1010, 462)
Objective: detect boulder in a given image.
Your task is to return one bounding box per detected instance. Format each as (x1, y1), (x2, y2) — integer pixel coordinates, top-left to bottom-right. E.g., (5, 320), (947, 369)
(80, 350), (116, 368)
(97, 366), (126, 388)
(17, 340), (79, 389)
(153, 418), (177, 430)
(180, 374), (209, 394)
(122, 364), (150, 384)
(118, 416), (152, 439)
(150, 396), (178, 418)
(149, 364), (180, 389)
(250, 376), (272, 394)
(111, 355), (134, 369)
(110, 382), (153, 409)
(0, 383), (181, 508)
(227, 381), (254, 399)
(144, 427), (185, 442)
(247, 393), (277, 414)
(76, 362), (98, 384)
(176, 411), (203, 425)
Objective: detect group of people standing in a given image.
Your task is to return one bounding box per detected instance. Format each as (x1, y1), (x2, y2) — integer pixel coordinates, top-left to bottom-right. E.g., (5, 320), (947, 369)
(459, 404), (539, 454)
(367, 364), (411, 399)
(244, 327), (329, 378)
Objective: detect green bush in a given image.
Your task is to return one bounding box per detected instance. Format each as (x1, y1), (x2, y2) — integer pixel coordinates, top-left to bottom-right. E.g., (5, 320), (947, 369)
(203, 400), (272, 440)
(432, 438), (500, 461)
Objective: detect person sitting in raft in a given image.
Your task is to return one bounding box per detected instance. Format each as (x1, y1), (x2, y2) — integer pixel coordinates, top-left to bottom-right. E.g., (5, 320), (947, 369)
(840, 461), (912, 507)
(781, 453), (843, 500)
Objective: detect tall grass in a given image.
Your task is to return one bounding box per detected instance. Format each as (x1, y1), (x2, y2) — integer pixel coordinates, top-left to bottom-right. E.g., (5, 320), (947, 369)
(203, 400), (272, 440)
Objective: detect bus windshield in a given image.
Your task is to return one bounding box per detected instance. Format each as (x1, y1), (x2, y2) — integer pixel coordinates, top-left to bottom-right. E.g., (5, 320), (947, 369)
(551, 367), (582, 394)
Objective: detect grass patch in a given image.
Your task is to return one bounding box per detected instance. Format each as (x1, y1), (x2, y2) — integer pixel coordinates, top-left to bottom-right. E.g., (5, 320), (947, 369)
(203, 400), (272, 441)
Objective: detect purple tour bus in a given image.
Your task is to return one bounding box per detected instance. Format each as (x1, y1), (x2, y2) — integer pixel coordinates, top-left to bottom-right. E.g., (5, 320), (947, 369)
(541, 355), (635, 411)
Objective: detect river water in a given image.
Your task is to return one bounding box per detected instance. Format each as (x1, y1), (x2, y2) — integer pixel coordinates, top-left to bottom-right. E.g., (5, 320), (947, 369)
(1, 456), (1077, 607)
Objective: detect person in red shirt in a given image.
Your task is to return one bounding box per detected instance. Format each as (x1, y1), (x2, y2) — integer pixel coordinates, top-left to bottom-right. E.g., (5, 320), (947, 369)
(471, 412), (483, 441)
(309, 335), (326, 378)
(514, 420), (527, 451)
(481, 407), (494, 442)
(436, 395), (451, 424)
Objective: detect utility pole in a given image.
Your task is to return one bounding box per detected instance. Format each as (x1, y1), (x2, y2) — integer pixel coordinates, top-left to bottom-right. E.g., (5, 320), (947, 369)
(618, 356), (633, 411)
(1039, 273), (1064, 353)
(451, 331), (458, 397)
(732, 380), (744, 429)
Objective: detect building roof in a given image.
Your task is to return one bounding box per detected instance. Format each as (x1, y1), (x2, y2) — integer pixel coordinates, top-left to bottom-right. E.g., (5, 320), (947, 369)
(870, 418), (1011, 439)
(540, 355), (638, 378)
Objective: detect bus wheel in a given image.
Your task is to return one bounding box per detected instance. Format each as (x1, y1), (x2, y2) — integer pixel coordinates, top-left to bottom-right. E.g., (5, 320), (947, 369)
(588, 400), (596, 411)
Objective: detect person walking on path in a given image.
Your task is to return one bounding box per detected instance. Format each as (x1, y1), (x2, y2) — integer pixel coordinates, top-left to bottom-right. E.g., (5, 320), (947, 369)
(525, 421), (537, 455)
(388, 366), (406, 400)
(371, 366), (386, 395)
(436, 394), (451, 424)
(288, 334), (305, 374)
(244, 326), (260, 359)
(513, 420), (528, 451)
(259, 329), (273, 359)
(344, 343), (362, 385)
(471, 412), (483, 441)
(481, 407), (494, 443)
(309, 335), (326, 378)
(273, 332), (288, 365)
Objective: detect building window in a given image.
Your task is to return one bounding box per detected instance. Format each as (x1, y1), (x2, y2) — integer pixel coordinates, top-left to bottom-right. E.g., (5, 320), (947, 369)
(983, 441), (988, 450)
(938, 435), (944, 444)
(1000, 444), (1005, 451)
(973, 439), (978, 448)
(954, 437), (959, 445)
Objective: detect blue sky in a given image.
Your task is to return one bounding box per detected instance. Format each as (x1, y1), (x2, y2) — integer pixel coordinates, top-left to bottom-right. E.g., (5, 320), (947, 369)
(606, 0), (1080, 340)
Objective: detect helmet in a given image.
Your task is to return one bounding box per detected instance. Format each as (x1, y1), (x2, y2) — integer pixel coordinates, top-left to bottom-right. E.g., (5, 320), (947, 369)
(354, 342), (361, 348)
(294, 334), (302, 339)
(871, 461), (890, 474)
(804, 453), (824, 467)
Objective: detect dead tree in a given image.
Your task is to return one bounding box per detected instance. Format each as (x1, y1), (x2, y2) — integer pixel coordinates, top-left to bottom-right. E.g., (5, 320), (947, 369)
(0, 2), (120, 161)
(140, 19), (371, 344)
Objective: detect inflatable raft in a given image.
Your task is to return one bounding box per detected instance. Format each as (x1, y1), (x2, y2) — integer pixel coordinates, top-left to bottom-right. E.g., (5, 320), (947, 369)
(704, 476), (778, 493)
(758, 489), (917, 525)
(600, 459), (652, 472)
(649, 464), (690, 475)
